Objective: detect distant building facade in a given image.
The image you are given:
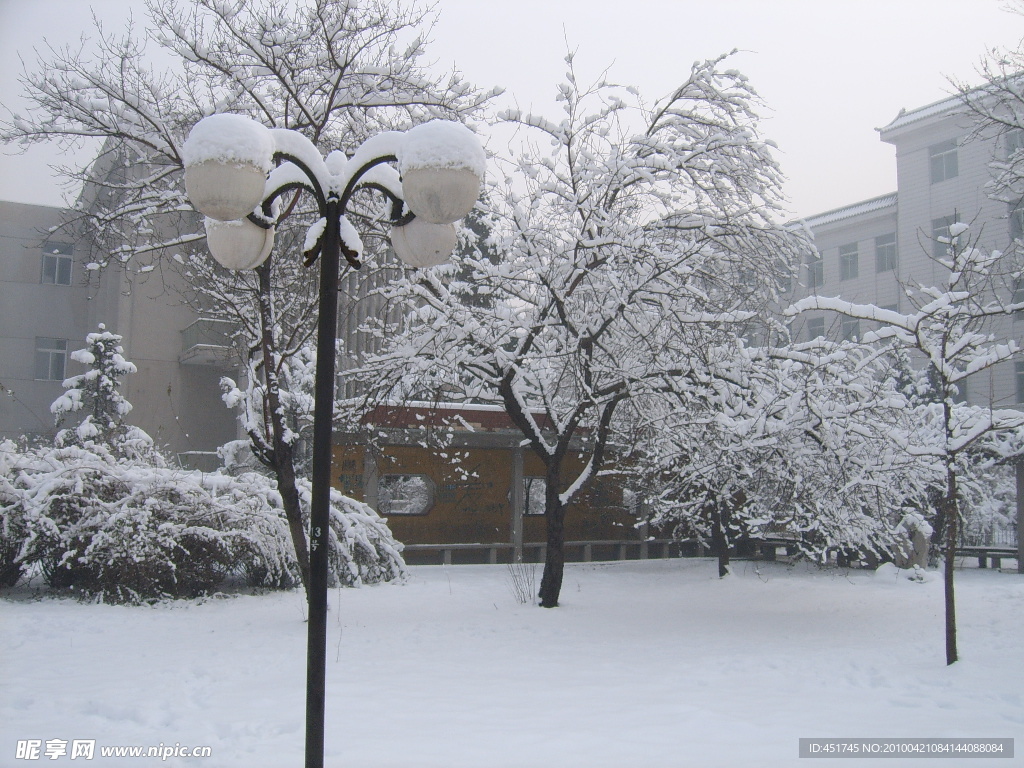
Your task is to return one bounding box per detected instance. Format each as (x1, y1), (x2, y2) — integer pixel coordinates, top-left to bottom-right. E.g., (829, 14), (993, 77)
(0, 199), (237, 462)
(791, 92), (1023, 408)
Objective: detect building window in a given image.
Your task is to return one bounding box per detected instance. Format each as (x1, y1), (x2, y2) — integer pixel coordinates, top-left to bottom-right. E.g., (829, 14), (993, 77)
(1006, 128), (1024, 159)
(878, 304), (899, 331)
(1010, 201), (1024, 242)
(806, 317), (825, 341)
(806, 253), (824, 289)
(523, 477), (546, 516)
(1013, 279), (1024, 319)
(932, 215), (958, 259)
(840, 316), (860, 342)
(929, 139), (958, 183)
(1017, 361), (1024, 403)
(875, 233), (897, 272)
(377, 474), (434, 515)
(839, 243), (859, 281)
(40, 242), (73, 285)
(35, 337), (67, 381)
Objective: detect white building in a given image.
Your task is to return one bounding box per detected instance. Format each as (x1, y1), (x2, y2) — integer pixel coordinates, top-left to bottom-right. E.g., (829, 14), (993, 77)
(791, 91), (1023, 408)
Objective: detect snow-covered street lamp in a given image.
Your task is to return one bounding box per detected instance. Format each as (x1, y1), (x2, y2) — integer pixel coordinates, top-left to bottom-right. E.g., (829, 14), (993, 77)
(182, 113), (484, 768)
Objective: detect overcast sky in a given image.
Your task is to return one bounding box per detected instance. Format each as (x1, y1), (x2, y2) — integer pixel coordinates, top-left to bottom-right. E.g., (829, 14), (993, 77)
(1, 0), (1021, 218)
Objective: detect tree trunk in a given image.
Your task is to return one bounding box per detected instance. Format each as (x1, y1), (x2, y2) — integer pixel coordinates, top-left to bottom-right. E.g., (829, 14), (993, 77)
(538, 472), (567, 608)
(272, 440), (312, 597)
(710, 506), (731, 578)
(257, 262), (312, 600)
(941, 468), (959, 665)
(927, 486), (945, 569)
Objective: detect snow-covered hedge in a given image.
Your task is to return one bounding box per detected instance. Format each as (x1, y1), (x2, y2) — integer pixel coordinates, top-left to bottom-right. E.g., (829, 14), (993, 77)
(0, 439), (406, 603)
(0, 441), (28, 587)
(0, 325), (406, 603)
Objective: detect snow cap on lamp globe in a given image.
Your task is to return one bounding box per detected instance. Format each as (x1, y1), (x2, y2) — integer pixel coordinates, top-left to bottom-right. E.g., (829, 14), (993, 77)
(183, 114), (274, 222)
(399, 120), (485, 225)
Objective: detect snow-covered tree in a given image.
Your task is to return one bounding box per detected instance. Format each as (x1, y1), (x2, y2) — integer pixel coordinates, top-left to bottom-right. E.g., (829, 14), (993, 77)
(49, 324), (153, 457)
(0, 440), (29, 587)
(2, 0), (494, 599)
(787, 223), (1024, 664)
(350, 53), (807, 607)
(633, 336), (930, 577)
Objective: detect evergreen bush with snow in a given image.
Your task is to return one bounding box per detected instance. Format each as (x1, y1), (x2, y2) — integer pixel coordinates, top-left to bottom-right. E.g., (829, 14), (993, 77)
(0, 439), (29, 587)
(50, 325), (151, 457)
(0, 327), (405, 603)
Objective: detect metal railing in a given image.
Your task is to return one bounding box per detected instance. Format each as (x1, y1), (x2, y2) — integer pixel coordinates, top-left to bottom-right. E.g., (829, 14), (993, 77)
(402, 539), (681, 566)
(959, 530), (1018, 548)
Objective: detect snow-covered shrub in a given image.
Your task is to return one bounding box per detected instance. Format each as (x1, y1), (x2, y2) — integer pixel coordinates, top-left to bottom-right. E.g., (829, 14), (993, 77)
(0, 439), (29, 587)
(0, 325), (405, 603)
(957, 459), (1017, 546)
(198, 471), (301, 590)
(318, 483), (407, 588)
(3, 442), (406, 603)
(13, 444), (240, 602)
(217, 439), (260, 476)
(221, 472), (407, 589)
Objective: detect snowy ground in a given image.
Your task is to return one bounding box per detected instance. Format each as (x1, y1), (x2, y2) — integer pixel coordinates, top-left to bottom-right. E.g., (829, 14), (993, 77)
(2, 558), (1022, 767)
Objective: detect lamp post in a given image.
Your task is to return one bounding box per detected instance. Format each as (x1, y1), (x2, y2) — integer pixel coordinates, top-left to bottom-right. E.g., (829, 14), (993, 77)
(181, 114), (484, 768)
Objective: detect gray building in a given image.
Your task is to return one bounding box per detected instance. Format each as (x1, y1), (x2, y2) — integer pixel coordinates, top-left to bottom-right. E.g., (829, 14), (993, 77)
(0, 199), (237, 461)
(0, 193), (400, 464)
(791, 90), (1023, 408)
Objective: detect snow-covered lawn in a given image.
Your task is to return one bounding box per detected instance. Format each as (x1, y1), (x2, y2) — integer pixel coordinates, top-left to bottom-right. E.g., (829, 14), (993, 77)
(3, 558), (1022, 767)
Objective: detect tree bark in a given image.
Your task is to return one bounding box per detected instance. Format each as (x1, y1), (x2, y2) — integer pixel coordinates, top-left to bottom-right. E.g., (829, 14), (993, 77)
(257, 263), (312, 599)
(941, 467), (959, 665)
(710, 505), (731, 578)
(538, 470), (566, 608)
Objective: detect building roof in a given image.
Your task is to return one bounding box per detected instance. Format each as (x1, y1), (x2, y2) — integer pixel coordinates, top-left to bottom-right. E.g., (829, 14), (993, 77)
(877, 92), (963, 138)
(797, 192), (898, 229)
(362, 402), (552, 433)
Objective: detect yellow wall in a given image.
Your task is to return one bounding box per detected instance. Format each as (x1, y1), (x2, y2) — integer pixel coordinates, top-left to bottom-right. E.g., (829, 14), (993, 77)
(332, 443), (634, 548)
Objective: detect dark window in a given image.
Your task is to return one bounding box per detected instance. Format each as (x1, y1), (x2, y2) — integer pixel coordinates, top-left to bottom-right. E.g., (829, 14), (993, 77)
(35, 337), (67, 380)
(839, 243), (859, 281)
(840, 316), (860, 342)
(807, 254), (824, 289)
(1009, 201), (1024, 242)
(875, 234), (897, 272)
(1011, 279), (1024, 321)
(41, 242), (73, 285)
(807, 317), (825, 341)
(929, 139), (958, 183)
(1006, 128), (1024, 159)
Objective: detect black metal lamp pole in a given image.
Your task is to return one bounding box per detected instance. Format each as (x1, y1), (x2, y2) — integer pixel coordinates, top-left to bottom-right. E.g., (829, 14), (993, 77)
(249, 150), (405, 768)
(305, 194), (341, 768)
(183, 115), (482, 768)
(270, 155), (404, 768)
